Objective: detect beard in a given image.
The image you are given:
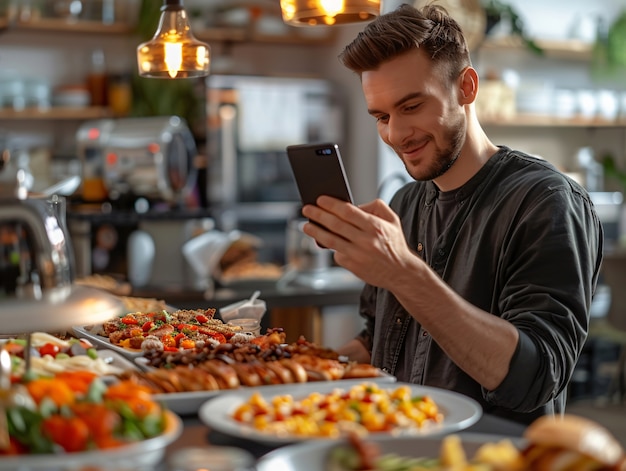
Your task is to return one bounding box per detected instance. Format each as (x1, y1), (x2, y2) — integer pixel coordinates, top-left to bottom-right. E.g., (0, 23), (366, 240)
(397, 113), (466, 182)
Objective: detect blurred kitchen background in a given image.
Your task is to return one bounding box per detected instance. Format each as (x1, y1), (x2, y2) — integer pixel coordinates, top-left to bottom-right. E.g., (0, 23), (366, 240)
(1, 0), (626, 415)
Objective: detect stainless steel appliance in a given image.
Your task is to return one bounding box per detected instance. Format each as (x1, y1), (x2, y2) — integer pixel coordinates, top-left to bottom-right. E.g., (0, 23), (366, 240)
(0, 162), (122, 329)
(205, 74), (344, 264)
(75, 116), (198, 206)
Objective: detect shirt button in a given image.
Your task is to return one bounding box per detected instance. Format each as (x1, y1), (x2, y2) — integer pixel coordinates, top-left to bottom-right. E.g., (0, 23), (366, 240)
(382, 367), (389, 373)
(422, 331), (429, 337)
(417, 243), (423, 252)
(395, 317), (402, 325)
(438, 249), (445, 256)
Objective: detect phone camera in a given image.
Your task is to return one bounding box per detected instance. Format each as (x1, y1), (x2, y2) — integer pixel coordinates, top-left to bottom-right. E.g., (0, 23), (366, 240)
(316, 148), (332, 156)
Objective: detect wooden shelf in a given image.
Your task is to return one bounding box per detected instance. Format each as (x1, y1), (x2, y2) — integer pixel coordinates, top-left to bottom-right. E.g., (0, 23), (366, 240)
(195, 26), (336, 46)
(480, 37), (593, 60)
(0, 107), (112, 120)
(11, 18), (135, 35)
(2, 17), (335, 45)
(480, 114), (626, 128)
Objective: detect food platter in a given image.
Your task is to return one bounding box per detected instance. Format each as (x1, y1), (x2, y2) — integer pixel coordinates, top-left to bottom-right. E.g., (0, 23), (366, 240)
(256, 432), (524, 471)
(72, 325), (145, 358)
(0, 411), (182, 470)
(152, 373), (397, 416)
(0, 332), (138, 378)
(198, 381), (482, 446)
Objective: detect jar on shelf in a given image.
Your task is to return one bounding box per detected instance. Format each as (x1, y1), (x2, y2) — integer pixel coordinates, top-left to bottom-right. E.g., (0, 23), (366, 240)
(106, 72), (132, 117)
(86, 49), (107, 107)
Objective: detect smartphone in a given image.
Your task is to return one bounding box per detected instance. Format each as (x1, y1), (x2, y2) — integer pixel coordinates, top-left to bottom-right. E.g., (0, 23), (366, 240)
(286, 142), (354, 208)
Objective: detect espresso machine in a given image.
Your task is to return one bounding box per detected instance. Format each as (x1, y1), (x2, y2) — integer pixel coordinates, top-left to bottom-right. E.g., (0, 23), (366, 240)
(70, 116), (214, 289)
(75, 116), (198, 208)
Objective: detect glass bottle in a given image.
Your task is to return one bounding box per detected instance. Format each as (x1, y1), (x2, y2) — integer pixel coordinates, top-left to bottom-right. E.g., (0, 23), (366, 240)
(86, 49), (107, 107)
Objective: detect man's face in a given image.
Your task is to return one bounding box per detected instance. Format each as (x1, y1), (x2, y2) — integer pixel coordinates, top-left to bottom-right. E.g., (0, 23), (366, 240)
(362, 49), (466, 182)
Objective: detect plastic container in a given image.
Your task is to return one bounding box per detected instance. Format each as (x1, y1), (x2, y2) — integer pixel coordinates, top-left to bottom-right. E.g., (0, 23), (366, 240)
(220, 293), (266, 336)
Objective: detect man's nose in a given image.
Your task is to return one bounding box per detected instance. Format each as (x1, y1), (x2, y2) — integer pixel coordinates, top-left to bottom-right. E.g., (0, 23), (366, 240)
(386, 116), (413, 147)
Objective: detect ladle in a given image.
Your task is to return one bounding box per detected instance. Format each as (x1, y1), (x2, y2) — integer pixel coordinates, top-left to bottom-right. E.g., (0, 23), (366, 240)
(249, 290), (261, 304)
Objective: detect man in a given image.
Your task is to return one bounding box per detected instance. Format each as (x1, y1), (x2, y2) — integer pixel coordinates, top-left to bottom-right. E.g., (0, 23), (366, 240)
(301, 4), (603, 424)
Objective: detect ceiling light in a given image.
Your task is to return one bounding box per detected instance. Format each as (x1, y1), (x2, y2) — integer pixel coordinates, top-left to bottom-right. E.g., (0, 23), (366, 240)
(137, 0), (210, 79)
(280, 0), (380, 26)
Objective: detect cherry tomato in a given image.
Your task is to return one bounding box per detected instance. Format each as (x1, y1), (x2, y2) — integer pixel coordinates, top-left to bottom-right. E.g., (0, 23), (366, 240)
(38, 343), (60, 358)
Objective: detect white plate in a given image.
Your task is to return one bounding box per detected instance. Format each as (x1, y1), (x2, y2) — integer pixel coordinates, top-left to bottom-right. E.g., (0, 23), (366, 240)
(0, 411), (182, 470)
(154, 373), (396, 416)
(257, 432), (524, 471)
(198, 381), (482, 445)
(72, 325), (145, 359)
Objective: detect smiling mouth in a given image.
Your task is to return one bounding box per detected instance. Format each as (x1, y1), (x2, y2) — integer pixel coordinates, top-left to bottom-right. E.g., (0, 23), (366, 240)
(400, 139), (429, 161)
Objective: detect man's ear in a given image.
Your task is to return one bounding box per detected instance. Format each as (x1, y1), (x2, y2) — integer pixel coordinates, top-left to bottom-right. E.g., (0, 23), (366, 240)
(458, 67), (478, 105)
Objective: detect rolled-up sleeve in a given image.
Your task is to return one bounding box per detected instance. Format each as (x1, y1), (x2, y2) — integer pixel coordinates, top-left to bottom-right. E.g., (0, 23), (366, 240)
(484, 184), (602, 412)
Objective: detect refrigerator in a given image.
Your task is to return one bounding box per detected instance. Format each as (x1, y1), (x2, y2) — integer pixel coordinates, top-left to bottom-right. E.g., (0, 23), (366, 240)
(205, 74), (344, 264)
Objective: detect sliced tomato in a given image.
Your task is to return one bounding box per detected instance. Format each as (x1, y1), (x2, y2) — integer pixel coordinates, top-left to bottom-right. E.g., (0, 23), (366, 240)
(120, 315), (139, 325)
(174, 332), (186, 346)
(71, 402), (120, 444)
(141, 321), (155, 332)
(197, 328), (226, 343)
(41, 415), (89, 453)
(177, 323), (198, 332)
(195, 314), (209, 324)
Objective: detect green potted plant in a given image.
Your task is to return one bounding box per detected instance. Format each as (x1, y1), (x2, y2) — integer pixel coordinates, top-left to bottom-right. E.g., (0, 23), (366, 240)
(481, 0), (544, 55)
(592, 10), (626, 81)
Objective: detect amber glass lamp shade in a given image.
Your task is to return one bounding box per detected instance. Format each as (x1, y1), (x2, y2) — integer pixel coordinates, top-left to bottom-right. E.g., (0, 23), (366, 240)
(280, 0), (381, 26)
(137, 0), (210, 79)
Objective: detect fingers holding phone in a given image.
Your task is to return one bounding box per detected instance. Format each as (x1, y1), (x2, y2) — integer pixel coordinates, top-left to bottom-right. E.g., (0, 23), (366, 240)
(287, 142), (354, 246)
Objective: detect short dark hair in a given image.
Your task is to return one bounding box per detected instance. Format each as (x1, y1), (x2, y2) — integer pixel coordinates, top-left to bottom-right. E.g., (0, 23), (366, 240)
(339, 3), (472, 81)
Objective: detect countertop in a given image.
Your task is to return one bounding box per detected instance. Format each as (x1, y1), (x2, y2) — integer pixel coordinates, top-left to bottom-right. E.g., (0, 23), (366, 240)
(133, 271), (365, 312)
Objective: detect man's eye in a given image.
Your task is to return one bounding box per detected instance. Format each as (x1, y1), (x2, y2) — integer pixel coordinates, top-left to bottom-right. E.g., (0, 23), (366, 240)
(376, 115), (389, 124)
(405, 103), (421, 112)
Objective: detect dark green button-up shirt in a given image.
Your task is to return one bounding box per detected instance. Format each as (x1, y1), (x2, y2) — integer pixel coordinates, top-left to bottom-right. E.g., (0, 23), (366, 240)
(356, 146), (604, 425)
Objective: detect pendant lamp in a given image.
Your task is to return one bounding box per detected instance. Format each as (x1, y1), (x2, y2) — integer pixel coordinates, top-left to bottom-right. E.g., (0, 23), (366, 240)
(280, 0), (381, 26)
(137, 0), (210, 79)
